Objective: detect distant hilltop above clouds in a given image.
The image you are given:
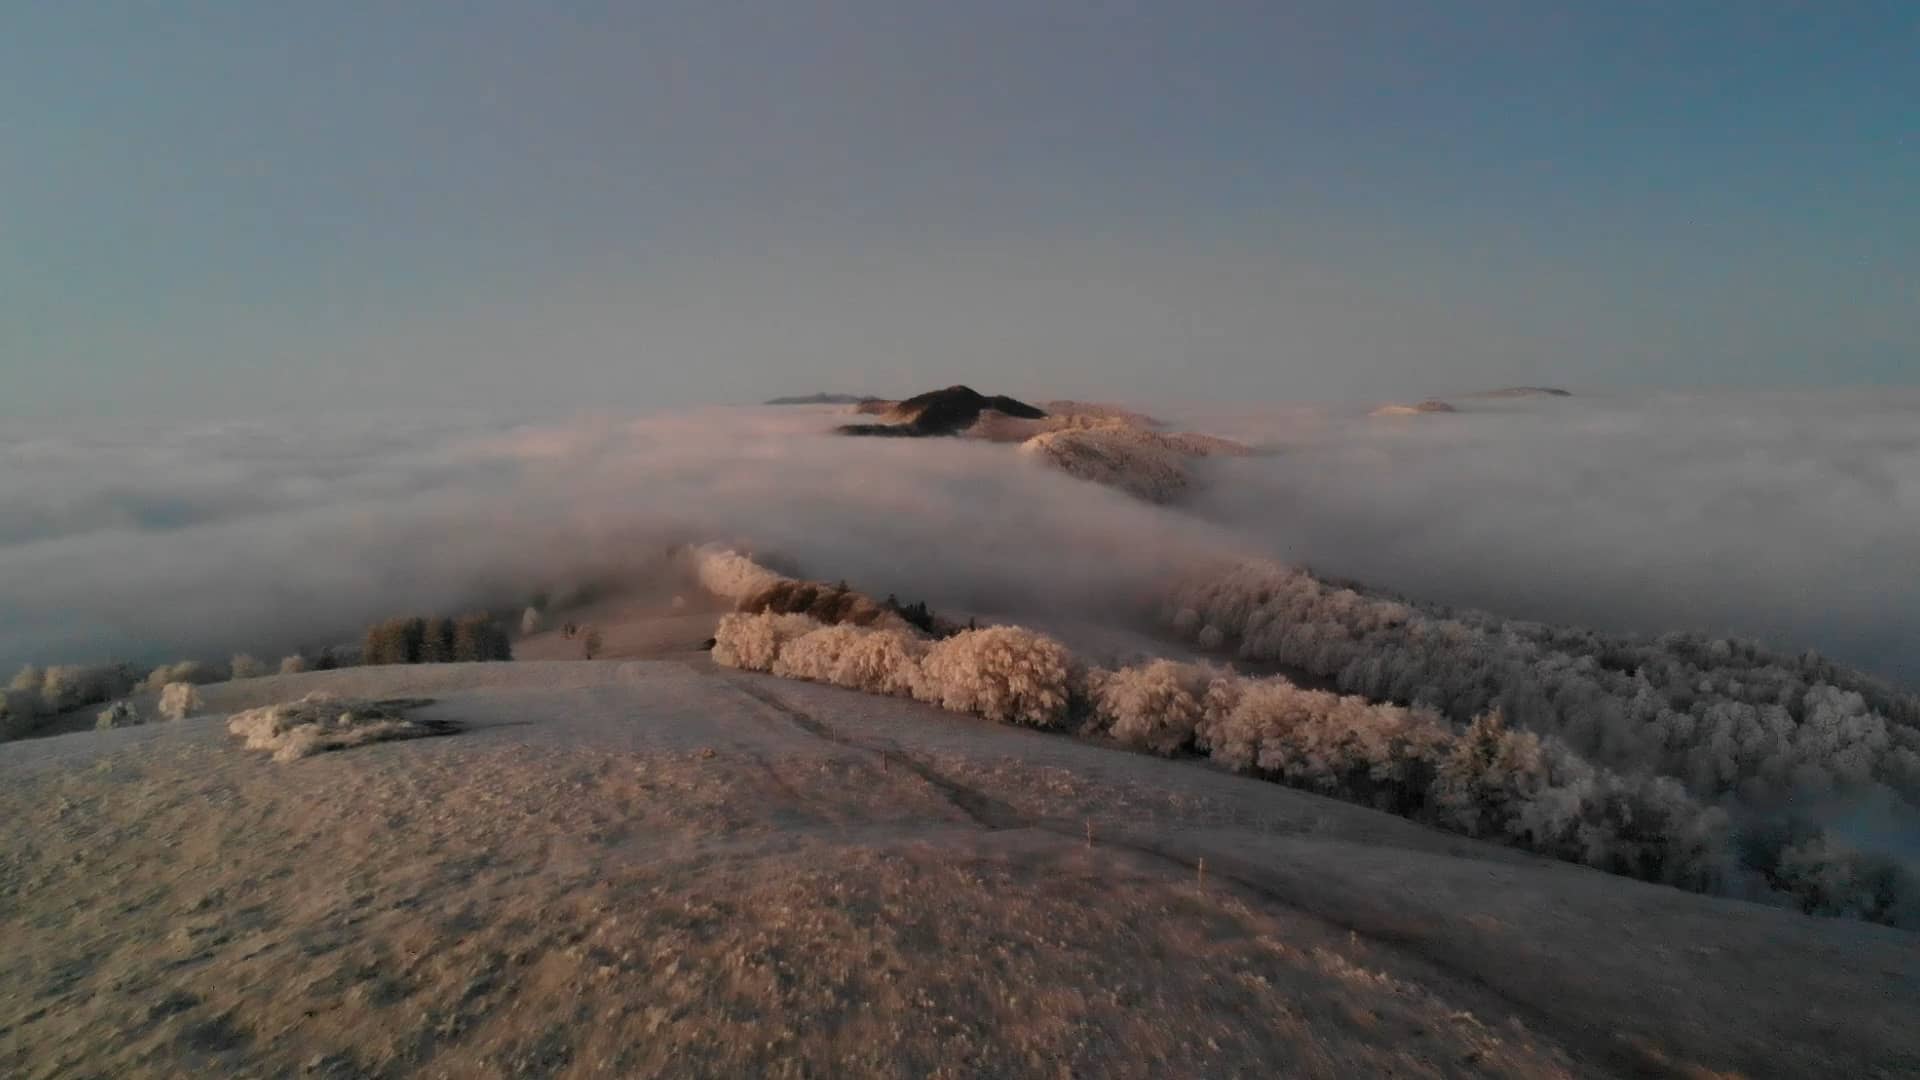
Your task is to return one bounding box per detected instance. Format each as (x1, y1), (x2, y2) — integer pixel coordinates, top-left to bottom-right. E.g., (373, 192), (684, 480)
(763, 392), (882, 406)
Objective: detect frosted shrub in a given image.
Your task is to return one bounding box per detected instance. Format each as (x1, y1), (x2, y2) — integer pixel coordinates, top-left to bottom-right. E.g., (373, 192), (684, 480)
(4, 667), (50, 739)
(1337, 702), (1456, 808)
(694, 546), (789, 605)
(1194, 675), (1247, 753)
(741, 579), (913, 631)
(1204, 679), (1451, 812)
(1586, 772), (1731, 890)
(144, 660), (222, 693)
(685, 546), (1907, 926)
(279, 654), (313, 675)
(362, 614), (511, 664)
(1204, 680), (1302, 774)
(1429, 711), (1552, 838)
(1, 688), (46, 739)
(42, 663), (138, 712)
(722, 611), (929, 697)
(1163, 557), (1920, 830)
(1767, 833), (1919, 928)
(158, 682), (204, 722)
(1429, 711), (1729, 890)
(1795, 685), (1893, 789)
(450, 614), (514, 662)
(770, 623), (866, 682)
(228, 692), (448, 763)
(1087, 660), (1221, 755)
(96, 700), (141, 729)
(694, 547), (923, 633)
(826, 627), (926, 696)
(712, 612), (822, 672)
(913, 626), (1073, 728)
(520, 606), (544, 637)
(230, 654), (269, 680)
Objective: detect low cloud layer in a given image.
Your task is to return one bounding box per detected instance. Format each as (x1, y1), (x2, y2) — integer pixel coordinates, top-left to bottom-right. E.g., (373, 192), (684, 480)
(2, 390), (1916, 688)
(1182, 389), (1920, 684)
(0, 406), (1234, 671)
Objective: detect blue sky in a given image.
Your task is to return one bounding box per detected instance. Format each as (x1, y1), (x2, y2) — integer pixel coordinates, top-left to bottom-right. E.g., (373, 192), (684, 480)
(4, 2), (1915, 418)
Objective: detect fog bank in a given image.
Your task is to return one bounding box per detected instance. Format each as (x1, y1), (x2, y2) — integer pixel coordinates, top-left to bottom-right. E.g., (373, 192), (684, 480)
(1180, 389), (1920, 684)
(3, 390), (1915, 688)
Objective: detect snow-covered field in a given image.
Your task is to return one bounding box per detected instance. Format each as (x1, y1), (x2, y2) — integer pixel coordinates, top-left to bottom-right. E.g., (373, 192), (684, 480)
(4, 657), (1915, 1078)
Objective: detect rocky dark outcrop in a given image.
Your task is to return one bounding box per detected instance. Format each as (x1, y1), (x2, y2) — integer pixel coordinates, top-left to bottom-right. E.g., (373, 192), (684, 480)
(1471, 386), (1572, 398)
(836, 385), (1047, 437)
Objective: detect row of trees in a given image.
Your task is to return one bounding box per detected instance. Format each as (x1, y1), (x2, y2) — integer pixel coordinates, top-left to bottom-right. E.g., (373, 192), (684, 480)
(711, 605), (1918, 928)
(1162, 558), (1920, 813)
(7, 661), (224, 739)
(361, 614), (513, 666)
(5, 605), (532, 741)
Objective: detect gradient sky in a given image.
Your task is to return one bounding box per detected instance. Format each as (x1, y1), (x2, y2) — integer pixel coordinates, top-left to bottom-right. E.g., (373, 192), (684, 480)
(5, 2), (1916, 418)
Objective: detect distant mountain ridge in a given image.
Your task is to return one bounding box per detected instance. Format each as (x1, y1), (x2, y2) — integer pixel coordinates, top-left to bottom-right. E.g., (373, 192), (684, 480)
(1370, 399), (1458, 417)
(1469, 386), (1572, 398)
(764, 393), (880, 406)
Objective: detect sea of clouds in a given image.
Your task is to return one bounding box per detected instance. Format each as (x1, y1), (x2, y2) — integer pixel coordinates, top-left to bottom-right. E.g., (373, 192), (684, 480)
(3, 389), (1915, 687)
(1179, 389), (1920, 684)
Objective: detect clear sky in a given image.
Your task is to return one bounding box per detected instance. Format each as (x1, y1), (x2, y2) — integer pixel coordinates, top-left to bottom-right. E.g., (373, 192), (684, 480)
(4, 2), (1916, 418)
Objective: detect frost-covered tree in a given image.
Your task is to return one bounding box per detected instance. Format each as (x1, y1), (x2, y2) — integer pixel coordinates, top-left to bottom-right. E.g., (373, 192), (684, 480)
(143, 660), (224, 693)
(713, 612), (818, 672)
(1, 688), (45, 739)
(45, 663), (139, 712)
(1086, 661), (1221, 755)
(694, 545), (789, 604)
(363, 613), (508, 664)
(912, 626), (1074, 728)
(452, 614), (512, 662)
(708, 597), (1909, 926)
(1162, 557), (1920, 821)
(158, 682), (203, 722)
(96, 700), (141, 729)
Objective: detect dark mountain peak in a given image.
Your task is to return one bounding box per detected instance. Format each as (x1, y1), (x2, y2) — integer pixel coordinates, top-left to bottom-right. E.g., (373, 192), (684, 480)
(1473, 386), (1573, 399)
(838, 384), (1047, 437)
